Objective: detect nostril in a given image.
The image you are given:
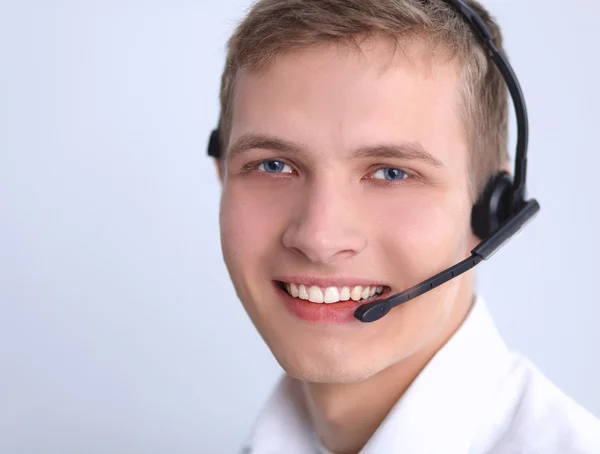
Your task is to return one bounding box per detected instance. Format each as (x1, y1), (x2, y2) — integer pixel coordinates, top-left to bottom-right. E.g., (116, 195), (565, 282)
(333, 249), (358, 261)
(288, 247), (307, 259)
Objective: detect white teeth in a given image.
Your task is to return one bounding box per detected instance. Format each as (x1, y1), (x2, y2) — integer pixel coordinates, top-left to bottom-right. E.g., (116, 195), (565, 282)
(298, 284), (309, 300)
(340, 286), (351, 301)
(308, 286), (324, 303)
(350, 286), (363, 301)
(285, 282), (384, 304)
(290, 283), (299, 298)
(323, 287), (340, 304)
(361, 287), (370, 299)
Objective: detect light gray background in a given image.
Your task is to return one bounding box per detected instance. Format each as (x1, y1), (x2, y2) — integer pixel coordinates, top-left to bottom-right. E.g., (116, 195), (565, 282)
(1, 0), (598, 453)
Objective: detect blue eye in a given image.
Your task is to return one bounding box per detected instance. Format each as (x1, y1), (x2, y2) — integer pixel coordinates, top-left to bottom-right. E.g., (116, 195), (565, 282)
(372, 168), (407, 181)
(258, 160), (293, 174)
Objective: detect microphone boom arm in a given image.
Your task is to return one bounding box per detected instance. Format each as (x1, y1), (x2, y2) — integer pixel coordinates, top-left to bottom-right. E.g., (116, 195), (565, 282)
(354, 199), (540, 323)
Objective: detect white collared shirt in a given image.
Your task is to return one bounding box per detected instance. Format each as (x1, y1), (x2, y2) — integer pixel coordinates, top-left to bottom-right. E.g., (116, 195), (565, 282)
(242, 296), (600, 453)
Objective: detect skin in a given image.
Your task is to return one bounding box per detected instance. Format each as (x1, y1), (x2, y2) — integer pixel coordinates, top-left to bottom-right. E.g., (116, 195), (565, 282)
(217, 37), (481, 453)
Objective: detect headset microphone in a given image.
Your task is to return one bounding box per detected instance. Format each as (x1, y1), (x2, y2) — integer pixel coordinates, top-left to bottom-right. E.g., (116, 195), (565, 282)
(207, 0), (540, 323)
(356, 0), (540, 322)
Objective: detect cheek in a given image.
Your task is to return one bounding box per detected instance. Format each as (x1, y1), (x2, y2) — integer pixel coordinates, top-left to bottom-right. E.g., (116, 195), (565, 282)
(369, 186), (473, 336)
(375, 187), (471, 273)
(221, 186), (264, 264)
(219, 180), (292, 269)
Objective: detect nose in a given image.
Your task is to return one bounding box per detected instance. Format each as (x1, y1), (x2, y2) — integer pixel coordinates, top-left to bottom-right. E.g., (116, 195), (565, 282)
(282, 179), (367, 264)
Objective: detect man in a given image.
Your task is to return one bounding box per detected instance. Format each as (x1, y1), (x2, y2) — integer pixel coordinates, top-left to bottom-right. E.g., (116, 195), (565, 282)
(210, 0), (600, 452)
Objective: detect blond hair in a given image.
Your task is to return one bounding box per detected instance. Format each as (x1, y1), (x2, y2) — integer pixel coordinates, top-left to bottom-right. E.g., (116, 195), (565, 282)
(218, 0), (509, 200)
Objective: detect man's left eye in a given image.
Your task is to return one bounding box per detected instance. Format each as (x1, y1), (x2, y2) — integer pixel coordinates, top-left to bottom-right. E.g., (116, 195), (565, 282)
(371, 168), (408, 181)
(258, 160), (293, 174)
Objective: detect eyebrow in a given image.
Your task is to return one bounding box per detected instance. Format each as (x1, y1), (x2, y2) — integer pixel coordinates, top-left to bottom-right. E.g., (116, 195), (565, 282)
(352, 143), (444, 168)
(228, 133), (305, 157)
(227, 133), (444, 168)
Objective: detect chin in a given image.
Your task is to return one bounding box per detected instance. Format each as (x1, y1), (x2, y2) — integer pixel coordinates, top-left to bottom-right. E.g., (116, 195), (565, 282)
(270, 343), (386, 384)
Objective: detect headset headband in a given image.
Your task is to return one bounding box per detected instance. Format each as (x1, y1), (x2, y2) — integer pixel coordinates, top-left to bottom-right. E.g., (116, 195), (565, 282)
(444, 0), (529, 208)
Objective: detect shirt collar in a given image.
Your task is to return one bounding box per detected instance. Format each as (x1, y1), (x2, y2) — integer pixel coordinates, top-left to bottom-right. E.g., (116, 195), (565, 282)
(244, 295), (511, 453)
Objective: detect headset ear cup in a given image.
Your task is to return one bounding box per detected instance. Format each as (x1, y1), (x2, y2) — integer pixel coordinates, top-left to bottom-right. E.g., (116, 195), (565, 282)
(471, 171), (514, 239)
(207, 128), (222, 159)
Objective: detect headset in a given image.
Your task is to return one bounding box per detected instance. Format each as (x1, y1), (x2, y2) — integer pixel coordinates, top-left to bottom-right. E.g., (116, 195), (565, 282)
(207, 0), (540, 323)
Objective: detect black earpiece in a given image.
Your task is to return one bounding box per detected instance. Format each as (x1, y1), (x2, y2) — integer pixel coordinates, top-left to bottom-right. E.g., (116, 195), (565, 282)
(208, 128), (221, 159)
(471, 171), (514, 239)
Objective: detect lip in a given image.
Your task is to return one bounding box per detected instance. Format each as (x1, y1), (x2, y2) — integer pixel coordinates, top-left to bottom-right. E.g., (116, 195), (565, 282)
(274, 281), (390, 324)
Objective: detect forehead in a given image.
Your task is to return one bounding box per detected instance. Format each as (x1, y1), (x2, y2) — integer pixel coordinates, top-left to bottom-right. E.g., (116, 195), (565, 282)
(229, 37), (467, 165)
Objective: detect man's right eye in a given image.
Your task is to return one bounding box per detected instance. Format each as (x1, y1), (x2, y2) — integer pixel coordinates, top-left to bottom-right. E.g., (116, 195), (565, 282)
(257, 160), (293, 174)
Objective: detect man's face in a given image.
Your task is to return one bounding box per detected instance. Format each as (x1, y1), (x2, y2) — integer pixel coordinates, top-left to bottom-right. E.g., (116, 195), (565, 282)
(219, 38), (477, 383)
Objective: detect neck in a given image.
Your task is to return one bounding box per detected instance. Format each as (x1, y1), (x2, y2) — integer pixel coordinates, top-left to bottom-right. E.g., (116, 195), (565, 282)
(301, 285), (475, 454)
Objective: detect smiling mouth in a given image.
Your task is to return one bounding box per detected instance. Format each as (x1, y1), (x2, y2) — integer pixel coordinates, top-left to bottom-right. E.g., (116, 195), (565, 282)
(277, 281), (388, 304)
